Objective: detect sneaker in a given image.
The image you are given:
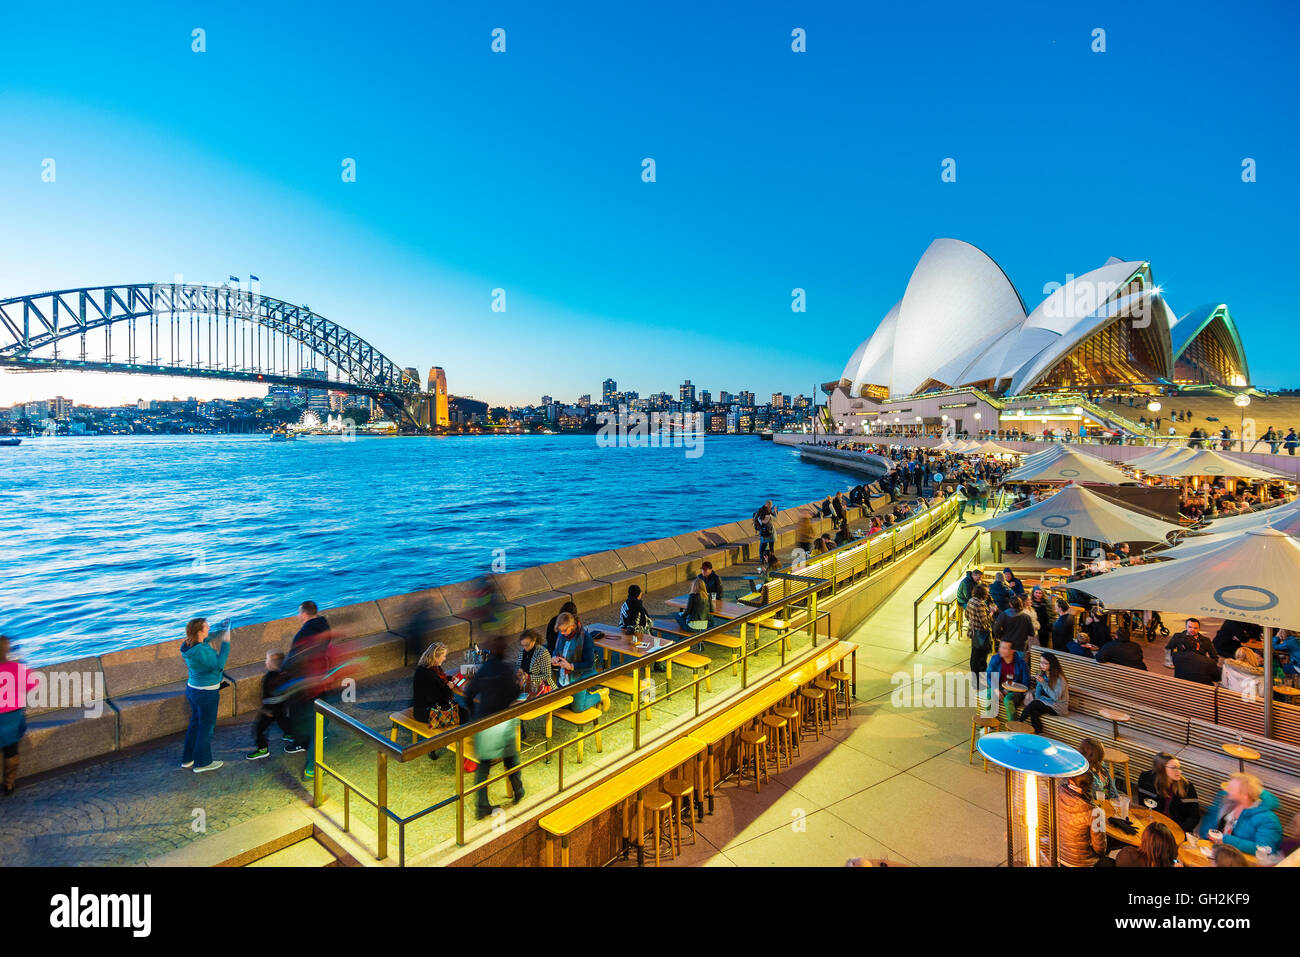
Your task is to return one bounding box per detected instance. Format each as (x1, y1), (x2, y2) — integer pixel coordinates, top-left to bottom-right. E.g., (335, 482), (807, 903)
(508, 790), (526, 807)
(303, 766), (315, 780)
(180, 760), (194, 769)
(193, 761), (223, 773)
(284, 742), (305, 754)
(246, 747), (270, 760)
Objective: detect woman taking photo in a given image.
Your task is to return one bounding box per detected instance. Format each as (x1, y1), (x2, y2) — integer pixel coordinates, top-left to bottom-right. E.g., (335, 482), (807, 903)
(180, 617), (231, 773)
(1137, 752), (1201, 833)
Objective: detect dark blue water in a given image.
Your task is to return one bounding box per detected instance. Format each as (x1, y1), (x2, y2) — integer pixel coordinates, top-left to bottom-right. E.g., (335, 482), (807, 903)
(1, 434), (854, 665)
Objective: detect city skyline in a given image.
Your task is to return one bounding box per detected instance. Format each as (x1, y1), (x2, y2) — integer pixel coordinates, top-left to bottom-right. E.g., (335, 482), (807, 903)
(4, 0), (1298, 408)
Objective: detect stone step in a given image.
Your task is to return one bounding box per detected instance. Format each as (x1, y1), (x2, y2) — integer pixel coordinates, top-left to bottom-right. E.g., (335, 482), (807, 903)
(246, 837), (339, 867)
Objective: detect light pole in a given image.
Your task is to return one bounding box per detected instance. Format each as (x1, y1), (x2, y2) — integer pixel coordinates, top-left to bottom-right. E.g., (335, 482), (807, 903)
(1234, 393), (1251, 452)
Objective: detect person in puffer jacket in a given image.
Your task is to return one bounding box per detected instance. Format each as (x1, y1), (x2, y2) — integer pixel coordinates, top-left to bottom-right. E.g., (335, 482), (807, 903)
(1198, 773), (1284, 856)
(1054, 772), (1109, 866)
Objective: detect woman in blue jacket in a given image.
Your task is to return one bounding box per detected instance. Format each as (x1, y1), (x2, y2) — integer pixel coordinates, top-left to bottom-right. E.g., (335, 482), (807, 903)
(1198, 773), (1284, 857)
(552, 612), (600, 711)
(180, 617), (231, 773)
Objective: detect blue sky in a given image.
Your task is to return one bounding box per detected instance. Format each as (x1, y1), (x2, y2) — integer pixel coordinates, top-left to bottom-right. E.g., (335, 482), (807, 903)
(2, 0), (1298, 406)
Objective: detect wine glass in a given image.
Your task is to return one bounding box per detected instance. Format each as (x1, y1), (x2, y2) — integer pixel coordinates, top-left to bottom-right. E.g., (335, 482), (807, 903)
(1144, 798), (1157, 811)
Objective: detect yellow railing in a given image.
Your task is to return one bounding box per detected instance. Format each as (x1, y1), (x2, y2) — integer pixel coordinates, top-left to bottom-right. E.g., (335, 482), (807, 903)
(912, 529), (982, 651)
(311, 495), (961, 866)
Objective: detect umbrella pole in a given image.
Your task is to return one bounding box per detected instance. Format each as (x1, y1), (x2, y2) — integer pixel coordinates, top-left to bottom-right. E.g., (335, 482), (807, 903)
(1070, 537), (1076, 574)
(1264, 626), (1274, 739)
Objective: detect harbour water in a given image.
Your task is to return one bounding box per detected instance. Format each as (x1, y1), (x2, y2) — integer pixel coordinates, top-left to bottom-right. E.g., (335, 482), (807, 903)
(1, 434), (854, 665)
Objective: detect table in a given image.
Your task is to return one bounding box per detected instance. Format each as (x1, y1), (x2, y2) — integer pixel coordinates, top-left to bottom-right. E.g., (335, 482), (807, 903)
(1178, 838), (1258, 868)
(1222, 742), (1262, 771)
(1274, 685), (1300, 703)
(665, 595), (751, 619)
(1102, 801), (1185, 847)
(1098, 707), (1131, 741)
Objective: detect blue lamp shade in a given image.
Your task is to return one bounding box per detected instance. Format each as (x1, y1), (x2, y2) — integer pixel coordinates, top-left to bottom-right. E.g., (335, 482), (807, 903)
(976, 732), (1088, 778)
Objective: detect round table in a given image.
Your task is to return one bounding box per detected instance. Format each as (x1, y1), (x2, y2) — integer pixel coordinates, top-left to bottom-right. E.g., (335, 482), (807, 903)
(1001, 682), (1028, 695)
(1098, 707), (1131, 741)
(1274, 685), (1300, 703)
(1103, 801), (1184, 848)
(1178, 838), (1258, 868)
(1222, 742), (1261, 772)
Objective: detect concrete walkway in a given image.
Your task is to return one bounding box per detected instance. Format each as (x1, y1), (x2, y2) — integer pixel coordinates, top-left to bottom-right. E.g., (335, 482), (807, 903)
(633, 529), (1012, 866)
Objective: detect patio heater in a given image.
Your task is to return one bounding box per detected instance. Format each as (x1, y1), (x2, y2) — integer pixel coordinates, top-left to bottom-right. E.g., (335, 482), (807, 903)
(977, 732), (1089, 867)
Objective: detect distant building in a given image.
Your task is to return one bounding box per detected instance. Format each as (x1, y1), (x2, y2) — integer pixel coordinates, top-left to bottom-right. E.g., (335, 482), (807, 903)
(770, 393), (787, 409)
(299, 368), (330, 413)
(602, 379), (617, 403)
(448, 395), (488, 426)
(679, 380), (696, 406)
(428, 366), (450, 427)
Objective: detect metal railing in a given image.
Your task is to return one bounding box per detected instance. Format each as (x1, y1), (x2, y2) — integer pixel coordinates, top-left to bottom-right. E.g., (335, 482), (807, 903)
(913, 529), (982, 651)
(310, 496), (962, 865)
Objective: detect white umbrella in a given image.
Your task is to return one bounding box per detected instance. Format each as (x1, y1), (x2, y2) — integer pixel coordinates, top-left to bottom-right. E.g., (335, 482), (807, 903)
(1144, 448), (1287, 480)
(1076, 527), (1300, 737)
(971, 482), (1181, 552)
(1001, 446), (1134, 486)
(1124, 445), (1197, 472)
(975, 440), (1022, 456)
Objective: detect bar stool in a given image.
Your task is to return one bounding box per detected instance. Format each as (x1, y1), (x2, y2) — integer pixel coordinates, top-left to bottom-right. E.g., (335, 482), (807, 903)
(828, 669), (853, 717)
(814, 677), (840, 725)
(641, 789), (676, 865)
(761, 712), (791, 772)
(968, 716), (1001, 771)
(798, 686), (825, 741)
(774, 703), (801, 757)
(662, 778), (697, 849)
(738, 726), (769, 792)
(1102, 746), (1132, 799)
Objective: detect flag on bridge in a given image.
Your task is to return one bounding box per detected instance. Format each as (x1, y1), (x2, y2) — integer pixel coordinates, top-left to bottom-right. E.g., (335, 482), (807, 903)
(249, 274), (260, 282)
(228, 275), (239, 283)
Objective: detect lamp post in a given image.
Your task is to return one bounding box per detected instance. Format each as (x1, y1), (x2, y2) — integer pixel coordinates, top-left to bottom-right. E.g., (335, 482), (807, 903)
(1234, 393), (1251, 453)
(978, 732), (1089, 867)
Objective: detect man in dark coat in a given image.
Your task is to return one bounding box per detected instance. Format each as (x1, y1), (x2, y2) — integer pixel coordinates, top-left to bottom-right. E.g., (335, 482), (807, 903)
(283, 600), (333, 778)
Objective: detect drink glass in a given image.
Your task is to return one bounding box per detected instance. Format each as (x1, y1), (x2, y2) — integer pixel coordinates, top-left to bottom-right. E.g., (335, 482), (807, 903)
(1117, 795), (1130, 818)
(1208, 828), (1223, 843)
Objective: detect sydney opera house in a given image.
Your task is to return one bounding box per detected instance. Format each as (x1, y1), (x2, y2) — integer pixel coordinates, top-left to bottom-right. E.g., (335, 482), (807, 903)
(826, 239), (1252, 435)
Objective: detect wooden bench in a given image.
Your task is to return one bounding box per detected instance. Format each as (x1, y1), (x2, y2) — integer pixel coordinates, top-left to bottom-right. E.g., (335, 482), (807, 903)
(1027, 646), (1216, 724)
(538, 737), (705, 866)
(651, 619), (742, 676)
(664, 650), (712, 693)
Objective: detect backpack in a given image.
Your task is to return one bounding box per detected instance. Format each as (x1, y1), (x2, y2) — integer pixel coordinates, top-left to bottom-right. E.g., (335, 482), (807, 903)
(753, 510), (763, 533)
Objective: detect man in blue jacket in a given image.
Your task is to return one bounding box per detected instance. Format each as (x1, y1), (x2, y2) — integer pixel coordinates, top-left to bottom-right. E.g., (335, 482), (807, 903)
(985, 639), (1029, 718)
(1199, 773), (1284, 857)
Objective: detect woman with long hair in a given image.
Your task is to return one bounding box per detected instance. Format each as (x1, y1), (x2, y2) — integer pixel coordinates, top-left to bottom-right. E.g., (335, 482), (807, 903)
(1137, 752), (1201, 832)
(967, 584), (994, 692)
(1078, 736), (1119, 802)
(180, 616), (231, 773)
(1016, 651), (1069, 733)
(1116, 821), (1177, 867)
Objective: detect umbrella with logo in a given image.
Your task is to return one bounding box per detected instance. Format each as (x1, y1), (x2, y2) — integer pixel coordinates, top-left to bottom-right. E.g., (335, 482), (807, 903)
(1000, 446), (1135, 486)
(1077, 527), (1300, 736)
(969, 482), (1182, 571)
(1142, 448), (1288, 480)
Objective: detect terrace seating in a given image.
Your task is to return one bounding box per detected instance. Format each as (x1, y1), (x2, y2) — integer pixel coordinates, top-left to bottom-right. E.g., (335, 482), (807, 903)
(18, 655), (118, 776)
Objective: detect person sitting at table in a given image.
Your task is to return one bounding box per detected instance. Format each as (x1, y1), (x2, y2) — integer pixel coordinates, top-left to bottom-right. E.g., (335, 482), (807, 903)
(696, 561), (724, 601)
(1115, 822), (1177, 867)
(545, 601), (580, 655)
(1095, 629), (1147, 670)
(551, 612), (601, 711)
(1078, 737), (1119, 802)
(1198, 772), (1285, 857)
(1275, 629), (1300, 676)
(412, 642), (462, 757)
(985, 639), (1029, 712)
(1055, 771), (1111, 867)
(516, 629), (553, 696)
(1081, 605), (1110, 648)
(834, 521), (853, 546)
(1016, 651), (1069, 733)
(1166, 617), (1216, 660)
(1220, 647), (1265, 699)
(1044, 597), (1075, 653)
(992, 595), (1035, 652)
(619, 585), (653, 634)
(676, 577), (714, 653)
(1173, 648), (1221, 685)
(1213, 619), (1251, 660)
(1211, 844), (1249, 867)
(1136, 752), (1200, 833)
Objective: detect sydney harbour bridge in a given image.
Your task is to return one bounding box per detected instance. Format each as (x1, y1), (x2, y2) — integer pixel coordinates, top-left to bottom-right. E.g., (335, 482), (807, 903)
(0, 283), (449, 429)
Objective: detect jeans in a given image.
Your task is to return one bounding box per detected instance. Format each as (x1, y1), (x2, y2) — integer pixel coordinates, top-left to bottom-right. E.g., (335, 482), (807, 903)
(182, 686), (220, 767)
(253, 707), (294, 749)
(475, 742), (523, 811)
(957, 500), (967, 521)
(1017, 700), (1055, 734)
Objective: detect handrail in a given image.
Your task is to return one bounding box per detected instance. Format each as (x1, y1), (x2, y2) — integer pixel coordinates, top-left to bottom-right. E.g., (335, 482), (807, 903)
(312, 493), (962, 864)
(912, 529), (982, 651)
